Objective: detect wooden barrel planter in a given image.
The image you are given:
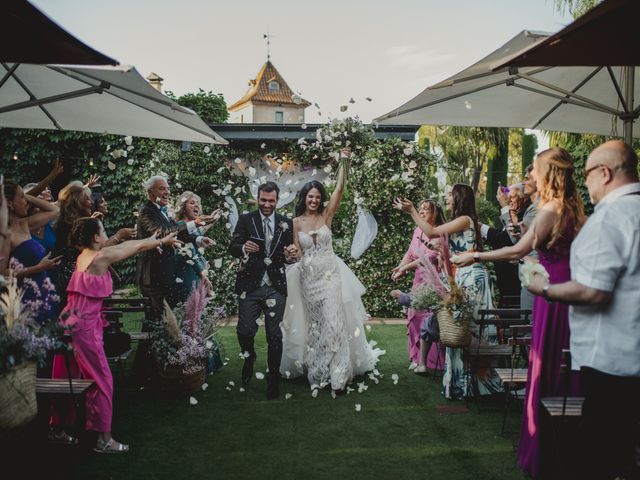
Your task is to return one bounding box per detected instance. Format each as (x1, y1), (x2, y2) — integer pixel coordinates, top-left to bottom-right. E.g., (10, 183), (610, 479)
(0, 362), (37, 429)
(157, 365), (205, 396)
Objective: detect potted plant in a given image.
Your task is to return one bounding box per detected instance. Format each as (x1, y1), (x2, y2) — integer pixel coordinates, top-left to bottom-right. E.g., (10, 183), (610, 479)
(151, 283), (225, 395)
(0, 273), (64, 428)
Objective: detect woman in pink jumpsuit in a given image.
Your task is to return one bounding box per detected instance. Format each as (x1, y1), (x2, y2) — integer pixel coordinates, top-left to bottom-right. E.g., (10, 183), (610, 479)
(58, 217), (180, 453)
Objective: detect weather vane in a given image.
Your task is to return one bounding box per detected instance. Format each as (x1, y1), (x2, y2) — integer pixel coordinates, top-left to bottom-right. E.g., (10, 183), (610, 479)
(263, 29), (274, 61)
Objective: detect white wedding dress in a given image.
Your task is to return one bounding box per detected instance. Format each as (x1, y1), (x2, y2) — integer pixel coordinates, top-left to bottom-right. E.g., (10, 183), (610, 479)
(280, 224), (384, 390)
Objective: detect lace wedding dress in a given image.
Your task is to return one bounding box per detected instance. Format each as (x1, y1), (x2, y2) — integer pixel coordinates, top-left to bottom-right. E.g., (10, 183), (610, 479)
(280, 224), (384, 390)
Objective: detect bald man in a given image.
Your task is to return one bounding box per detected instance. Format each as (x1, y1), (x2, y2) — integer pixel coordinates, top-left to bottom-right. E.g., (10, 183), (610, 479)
(528, 140), (640, 479)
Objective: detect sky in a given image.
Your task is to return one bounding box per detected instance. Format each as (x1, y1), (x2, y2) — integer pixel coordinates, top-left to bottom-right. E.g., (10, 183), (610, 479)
(33, 0), (571, 144)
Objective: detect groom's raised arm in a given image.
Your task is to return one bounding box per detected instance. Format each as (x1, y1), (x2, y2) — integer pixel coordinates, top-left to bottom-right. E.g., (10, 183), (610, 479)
(229, 215), (249, 258)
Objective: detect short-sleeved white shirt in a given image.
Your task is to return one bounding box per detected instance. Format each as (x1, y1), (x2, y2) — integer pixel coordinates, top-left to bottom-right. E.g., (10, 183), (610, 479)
(569, 182), (640, 377)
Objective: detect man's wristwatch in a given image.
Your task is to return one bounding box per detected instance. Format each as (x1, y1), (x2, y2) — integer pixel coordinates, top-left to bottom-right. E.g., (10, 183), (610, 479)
(473, 252), (481, 263)
(542, 284), (553, 303)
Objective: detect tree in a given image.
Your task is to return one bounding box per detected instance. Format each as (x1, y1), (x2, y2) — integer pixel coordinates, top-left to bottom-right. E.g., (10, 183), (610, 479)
(165, 89), (229, 123)
(425, 126), (509, 194)
(521, 132), (537, 175)
(554, 0), (601, 18)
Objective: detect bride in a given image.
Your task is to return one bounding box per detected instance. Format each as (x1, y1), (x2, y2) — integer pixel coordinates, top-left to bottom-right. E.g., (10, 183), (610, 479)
(280, 151), (384, 392)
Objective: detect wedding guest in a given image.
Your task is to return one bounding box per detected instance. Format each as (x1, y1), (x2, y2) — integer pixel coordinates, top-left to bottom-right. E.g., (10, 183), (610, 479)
(173, 191), (221, 303)
(61, 216), (180, 453)
(481, 184), (529, 305)
(390, 199), (446, 373)
(22, 161), (64, 254)
(133, 176), (217, 384)
(453, 147), (585, 478)
(5, 181), (61, 325)
(23, 182), (57, 255)
(135, 176), (218, 314)
(53, 181), (94, 308)
(528, 140), (640, 480)
(394, 184), (502, 399)
(90, 191), (136, 246)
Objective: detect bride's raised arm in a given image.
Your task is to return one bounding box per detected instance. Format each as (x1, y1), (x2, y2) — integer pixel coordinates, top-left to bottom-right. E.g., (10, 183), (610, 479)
(323, 154), (347, 228)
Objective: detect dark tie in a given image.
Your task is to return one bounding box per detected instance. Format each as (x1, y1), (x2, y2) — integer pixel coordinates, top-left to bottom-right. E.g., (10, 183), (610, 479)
(263, 217), (272, 254)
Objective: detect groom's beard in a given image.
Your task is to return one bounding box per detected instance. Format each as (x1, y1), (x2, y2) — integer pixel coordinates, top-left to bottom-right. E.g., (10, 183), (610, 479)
(260, 206), (275, 216)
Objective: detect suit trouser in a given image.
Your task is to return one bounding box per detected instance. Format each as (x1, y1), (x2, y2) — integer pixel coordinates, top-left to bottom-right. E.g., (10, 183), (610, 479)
(578, 367), (640, 480)
(237, 285), (286, 377)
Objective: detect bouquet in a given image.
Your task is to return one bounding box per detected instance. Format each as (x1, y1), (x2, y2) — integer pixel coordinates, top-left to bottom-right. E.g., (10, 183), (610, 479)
(294, 117), (376, 170)
(151, 283), (226, 375)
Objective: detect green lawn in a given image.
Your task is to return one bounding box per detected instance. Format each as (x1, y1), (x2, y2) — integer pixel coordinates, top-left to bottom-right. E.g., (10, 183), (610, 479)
(74, 325), (525, 480)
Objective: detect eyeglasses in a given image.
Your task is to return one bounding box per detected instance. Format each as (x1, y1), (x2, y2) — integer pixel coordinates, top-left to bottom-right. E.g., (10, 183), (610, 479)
(584, 163), (621, 180)
(584, 164), (603, 179)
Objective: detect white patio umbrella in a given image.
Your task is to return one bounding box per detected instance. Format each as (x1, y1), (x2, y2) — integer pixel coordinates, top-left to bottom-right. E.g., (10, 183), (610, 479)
(0, 63), (227, 144)
(375, 26), (640, 141)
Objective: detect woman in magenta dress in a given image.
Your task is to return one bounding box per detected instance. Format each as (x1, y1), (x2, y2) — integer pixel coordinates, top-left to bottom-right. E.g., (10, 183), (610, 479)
(56, 217), (180, 453)
(391, 199), (446, 372)
(454, 147), (585, 478)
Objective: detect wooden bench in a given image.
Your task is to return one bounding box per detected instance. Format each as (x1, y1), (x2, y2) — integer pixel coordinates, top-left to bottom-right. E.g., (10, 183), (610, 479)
(36, 378), (95, 396)
(541, 397), (585, 417)
(36, 378), (96, 436)
(495, 368), (528, 385)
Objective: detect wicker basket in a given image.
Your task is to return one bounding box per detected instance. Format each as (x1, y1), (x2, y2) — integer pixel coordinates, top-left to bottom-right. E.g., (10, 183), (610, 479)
(437, 308), (471, 347)
(158, 365), (205, 396)
(0, 362), (37, 429)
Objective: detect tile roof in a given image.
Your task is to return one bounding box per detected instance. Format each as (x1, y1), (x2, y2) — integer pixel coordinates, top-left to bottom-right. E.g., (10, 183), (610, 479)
(228, 61), (311, 111)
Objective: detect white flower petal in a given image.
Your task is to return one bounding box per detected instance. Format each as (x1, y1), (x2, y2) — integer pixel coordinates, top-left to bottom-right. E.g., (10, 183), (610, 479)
(189, 396), (198, 405)
(201, 383), (208, 391)
(355, 404), (362, 412)
(255, 372), (265, 380)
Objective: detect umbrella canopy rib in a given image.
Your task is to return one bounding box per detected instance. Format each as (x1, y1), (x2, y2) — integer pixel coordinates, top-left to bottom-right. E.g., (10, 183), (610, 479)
(531, 67), (604, 129)
(55, 67), (187, 112)
(515, 68), (620, 115)
(1, 62), (63, 129)
(0, 64), (19, 90)
(606, 67), (629, 112)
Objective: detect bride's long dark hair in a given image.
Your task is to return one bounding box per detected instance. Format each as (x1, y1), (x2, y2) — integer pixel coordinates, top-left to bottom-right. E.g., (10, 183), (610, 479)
(295, 181), (327, 217)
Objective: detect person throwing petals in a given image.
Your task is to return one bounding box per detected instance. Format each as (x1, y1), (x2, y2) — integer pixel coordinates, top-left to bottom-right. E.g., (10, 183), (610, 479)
(393, 184), (502, 400)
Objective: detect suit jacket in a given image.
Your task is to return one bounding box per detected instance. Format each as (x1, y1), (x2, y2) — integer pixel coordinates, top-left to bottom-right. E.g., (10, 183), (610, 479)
(486, 200), (533, 249)
(135, 200), (198, 289)
(229, 210), (293, 296)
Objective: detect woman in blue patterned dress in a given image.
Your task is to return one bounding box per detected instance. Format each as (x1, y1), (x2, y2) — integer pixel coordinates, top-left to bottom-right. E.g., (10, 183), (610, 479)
(394, 184), (502, 399)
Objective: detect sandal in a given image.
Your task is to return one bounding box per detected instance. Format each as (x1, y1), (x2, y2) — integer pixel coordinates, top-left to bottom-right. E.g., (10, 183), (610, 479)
(93, 438), (129, 454)
(48, 429), (79, 445)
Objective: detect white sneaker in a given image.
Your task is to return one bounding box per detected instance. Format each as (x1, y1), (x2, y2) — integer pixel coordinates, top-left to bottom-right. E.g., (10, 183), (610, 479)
(414, 365), (428, 374)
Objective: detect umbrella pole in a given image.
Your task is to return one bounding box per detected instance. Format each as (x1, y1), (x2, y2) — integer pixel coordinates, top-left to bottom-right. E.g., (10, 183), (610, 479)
(623, 67), (634, 145)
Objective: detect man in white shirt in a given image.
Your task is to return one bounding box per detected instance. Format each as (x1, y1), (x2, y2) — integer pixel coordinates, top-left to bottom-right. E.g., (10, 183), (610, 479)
(528, 140), (640, 479)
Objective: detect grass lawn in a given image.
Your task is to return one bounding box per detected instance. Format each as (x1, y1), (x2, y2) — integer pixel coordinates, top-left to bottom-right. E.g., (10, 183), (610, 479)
(71, 324), (524, 480)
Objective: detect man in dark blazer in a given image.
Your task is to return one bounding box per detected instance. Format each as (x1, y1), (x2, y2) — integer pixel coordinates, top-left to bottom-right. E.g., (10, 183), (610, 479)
(229, 181), (296, 400)
(133, 175), (217, 383)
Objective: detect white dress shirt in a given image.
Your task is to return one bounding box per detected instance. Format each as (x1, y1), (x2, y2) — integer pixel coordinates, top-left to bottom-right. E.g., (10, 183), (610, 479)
(569, 182), (640, 376)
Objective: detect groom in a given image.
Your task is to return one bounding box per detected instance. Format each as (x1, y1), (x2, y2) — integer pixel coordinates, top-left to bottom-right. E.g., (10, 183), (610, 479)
(229, 182), (296, 399)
